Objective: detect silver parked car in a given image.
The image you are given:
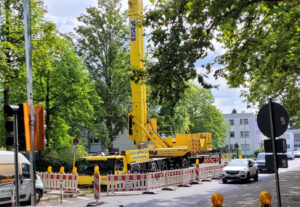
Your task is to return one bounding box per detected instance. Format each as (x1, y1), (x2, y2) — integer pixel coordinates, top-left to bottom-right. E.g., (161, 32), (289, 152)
(222, 159), (258, 183)
(286, 151), (295, 160)
(294, 150), (300, 158)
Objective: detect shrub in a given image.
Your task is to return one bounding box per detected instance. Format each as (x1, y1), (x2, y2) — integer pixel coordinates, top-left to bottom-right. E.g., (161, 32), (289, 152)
(36, 146), (76, 173)
(254, 147), (264, 157)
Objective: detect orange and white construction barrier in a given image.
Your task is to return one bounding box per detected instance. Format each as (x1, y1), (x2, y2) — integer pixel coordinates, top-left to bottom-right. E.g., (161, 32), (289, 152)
(106, 162), (225, 195)
(107, 174), (148, 194)
(38, 167), (78, 193)
(194, 159), (200, 183)
(94, 166), (101, 202)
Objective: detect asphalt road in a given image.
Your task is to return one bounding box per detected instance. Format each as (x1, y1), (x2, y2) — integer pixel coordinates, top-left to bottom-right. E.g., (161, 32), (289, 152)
(38, 158), (300, 207)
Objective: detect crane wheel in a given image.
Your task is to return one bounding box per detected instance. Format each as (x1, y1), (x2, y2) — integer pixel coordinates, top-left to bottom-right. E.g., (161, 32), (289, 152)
(131, 165), (141, 174)
(162, 161), (169, 170)
(151, 162), (159, 172)
(182, 158), (189, 168)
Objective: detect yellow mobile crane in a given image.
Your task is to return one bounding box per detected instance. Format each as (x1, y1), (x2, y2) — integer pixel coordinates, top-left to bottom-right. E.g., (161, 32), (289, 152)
(77, 0), (213, 186)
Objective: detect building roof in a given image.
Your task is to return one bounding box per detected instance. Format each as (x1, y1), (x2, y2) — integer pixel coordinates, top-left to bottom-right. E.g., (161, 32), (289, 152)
(223, 113), (256, 118)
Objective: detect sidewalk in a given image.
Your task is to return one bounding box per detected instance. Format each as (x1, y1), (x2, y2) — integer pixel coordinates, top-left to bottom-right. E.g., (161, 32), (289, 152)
(195, 167), (300, 207)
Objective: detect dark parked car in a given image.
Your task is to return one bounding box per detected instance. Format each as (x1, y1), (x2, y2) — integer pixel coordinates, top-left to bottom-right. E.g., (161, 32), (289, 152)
(256, 153), (274, 172)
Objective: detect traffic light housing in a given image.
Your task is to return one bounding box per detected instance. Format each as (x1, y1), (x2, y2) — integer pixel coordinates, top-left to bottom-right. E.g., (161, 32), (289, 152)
(4, 103), (45, 151)
(4, 105), (21, 150)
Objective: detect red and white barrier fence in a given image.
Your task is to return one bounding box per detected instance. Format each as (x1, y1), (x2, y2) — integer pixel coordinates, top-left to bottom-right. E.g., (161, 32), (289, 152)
(94, 174), (101, 201)
(106, 163), (224, 195)
(37, 172), (78, 193)
(107, 174), (148, 193)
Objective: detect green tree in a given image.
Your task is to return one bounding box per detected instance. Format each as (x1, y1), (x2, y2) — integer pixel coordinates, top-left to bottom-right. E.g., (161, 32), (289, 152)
(144, 0), (299, 124)
(76, 0), (131, 149)
(186, 84), (227, 149)
(150, 83), (227, 149)
(32, 22), (99, 147)
(254, 146), (264, 157)
(217, 1), (300, 127)
(0, 0), (49, 146)
(231, 109), (237, 114)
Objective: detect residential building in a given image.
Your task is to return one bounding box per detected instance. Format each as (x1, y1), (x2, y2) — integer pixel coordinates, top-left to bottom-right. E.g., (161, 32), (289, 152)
(113, 128), (136, 152)
(259, 129), (300, 152)
(291, 129), (300, 150)
(224, 112), (260, 156)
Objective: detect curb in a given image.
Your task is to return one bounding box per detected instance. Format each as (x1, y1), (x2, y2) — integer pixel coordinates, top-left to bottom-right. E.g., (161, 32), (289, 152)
(41, 192), (86, 201)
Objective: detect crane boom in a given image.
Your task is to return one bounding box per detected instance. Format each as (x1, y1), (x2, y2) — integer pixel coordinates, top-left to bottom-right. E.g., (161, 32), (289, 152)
(128, 0), (148, 147)
(127, 0), (212, 157)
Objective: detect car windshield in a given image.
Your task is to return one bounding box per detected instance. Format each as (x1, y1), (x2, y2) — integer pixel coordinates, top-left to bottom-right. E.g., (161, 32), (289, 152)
(77, 158), (116, 175)
(227, 159), (248, 167)
(257, 153), (265, 160)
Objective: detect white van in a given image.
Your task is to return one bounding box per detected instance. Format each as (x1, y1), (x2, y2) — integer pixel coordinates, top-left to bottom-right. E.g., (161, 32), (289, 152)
(0, 150), (44, 205)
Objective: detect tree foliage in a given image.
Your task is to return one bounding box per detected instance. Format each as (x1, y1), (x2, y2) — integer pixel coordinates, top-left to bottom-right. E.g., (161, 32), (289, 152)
(32, 22), (98, 147)
(217, 1), (300, 127)
(186, 84), (227, 149)
(144, 0), (300, 125)
(0, 1), (98, 156)
(75, 0), (131, 149)
(150, 83), (227, 149)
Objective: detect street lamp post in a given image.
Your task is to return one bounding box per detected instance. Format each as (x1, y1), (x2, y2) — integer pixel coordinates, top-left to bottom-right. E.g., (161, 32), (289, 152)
(234, 143), (239, 159)
(244, 119), (246, 157)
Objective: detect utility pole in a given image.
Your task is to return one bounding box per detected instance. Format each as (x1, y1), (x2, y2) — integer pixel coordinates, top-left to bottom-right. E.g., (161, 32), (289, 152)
(23, 0), (36, 205)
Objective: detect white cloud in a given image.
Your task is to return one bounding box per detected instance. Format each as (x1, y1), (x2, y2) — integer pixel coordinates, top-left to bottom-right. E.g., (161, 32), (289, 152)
(196, 59), (256, 114)
(44, 0), (97, 33)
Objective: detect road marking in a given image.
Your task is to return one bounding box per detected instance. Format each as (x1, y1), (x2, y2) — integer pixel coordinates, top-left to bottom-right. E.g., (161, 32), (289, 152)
(77, 196), (90, 200)
(61, 199), (72, 203)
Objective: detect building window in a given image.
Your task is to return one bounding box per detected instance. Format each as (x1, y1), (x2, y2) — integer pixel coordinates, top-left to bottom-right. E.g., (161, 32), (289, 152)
(230, 131), (235, 138)
(240, 118), (248, 125)
(91, 139), (100, 144)
(240, 131), (249, 138)
(241, 144), (250, 151)
(229, 119), (234, 126)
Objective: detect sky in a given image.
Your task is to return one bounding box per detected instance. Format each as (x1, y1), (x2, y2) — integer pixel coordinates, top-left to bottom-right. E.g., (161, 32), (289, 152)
(43, 0), (255, 114)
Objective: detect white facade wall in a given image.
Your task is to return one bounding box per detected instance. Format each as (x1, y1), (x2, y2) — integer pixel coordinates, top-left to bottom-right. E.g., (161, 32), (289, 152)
(224, 113), (260, 156)
(113, 128), (136, 152)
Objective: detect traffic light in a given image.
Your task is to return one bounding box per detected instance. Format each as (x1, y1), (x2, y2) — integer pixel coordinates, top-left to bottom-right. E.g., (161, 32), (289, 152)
(4, 103), (45, 151)
(4, 105), (20, 150)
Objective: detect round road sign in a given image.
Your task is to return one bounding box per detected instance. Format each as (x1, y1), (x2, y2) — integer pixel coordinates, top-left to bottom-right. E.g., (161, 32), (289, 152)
(73, 137), (79, 145)
(257, 102), (289, 138)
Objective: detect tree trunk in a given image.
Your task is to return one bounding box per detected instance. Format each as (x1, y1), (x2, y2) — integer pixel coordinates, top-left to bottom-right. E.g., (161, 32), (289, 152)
(106, 117), (113, 151)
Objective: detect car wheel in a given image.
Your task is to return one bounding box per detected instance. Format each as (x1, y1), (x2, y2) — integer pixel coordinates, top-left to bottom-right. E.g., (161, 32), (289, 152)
(254, 171), (258, 181)
(246, 173), (251, 183)
(222, 179), (227, 184)
(27, 189), (42, 205)
(35, 189), (42, 204)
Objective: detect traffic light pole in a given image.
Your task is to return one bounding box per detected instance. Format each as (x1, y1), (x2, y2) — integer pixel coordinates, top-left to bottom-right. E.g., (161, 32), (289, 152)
(24, 0), (36, 205)
(13, 113), (20, 206)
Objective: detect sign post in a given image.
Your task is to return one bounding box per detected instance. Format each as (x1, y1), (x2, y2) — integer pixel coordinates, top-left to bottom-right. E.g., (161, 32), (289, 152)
(72, 138), (78, 168)
(257, 98), (289, 207)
